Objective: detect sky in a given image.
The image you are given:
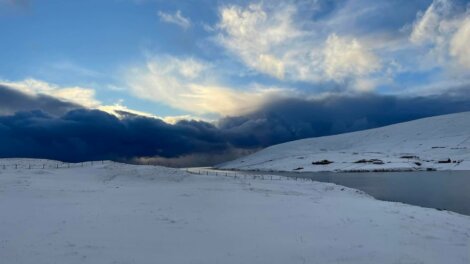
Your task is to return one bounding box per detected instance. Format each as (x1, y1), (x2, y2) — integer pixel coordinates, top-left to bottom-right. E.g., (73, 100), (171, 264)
(1, 0), (470, 166)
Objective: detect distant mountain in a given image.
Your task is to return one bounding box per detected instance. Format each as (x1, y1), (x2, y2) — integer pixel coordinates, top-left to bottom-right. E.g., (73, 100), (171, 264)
(218, 112), (470, 172)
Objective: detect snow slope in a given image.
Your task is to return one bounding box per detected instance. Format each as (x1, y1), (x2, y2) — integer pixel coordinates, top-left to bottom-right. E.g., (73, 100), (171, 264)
(219, 112), (470, 172)
(0, 159), (469, 264)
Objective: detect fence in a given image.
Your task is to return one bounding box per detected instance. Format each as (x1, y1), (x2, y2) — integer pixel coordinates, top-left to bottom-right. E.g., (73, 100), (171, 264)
(0, 160), (109, 170)
(0, 162), (313, 183)
(185, 168), (314, 182)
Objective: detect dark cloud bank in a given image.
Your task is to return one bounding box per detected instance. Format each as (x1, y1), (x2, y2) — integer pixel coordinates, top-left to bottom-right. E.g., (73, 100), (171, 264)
(0, 85), (81, 116)
(1, 84), (470, 167)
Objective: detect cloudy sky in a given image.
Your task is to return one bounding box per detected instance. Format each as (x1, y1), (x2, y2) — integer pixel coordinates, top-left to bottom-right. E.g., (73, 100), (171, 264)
(1, 0), (470, 165)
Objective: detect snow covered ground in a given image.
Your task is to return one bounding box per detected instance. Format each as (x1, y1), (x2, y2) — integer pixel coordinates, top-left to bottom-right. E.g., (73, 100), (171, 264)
(0, 159), (469, 264)
(219, 112), (470, 172)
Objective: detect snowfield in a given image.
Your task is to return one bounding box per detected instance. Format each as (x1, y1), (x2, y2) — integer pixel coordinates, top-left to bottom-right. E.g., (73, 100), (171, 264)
(0, 159), (469, 264)
(218, 112), (470, 172)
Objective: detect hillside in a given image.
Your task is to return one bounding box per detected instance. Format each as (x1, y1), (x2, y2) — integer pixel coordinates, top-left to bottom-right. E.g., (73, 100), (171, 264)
(218, 112), (470, 172)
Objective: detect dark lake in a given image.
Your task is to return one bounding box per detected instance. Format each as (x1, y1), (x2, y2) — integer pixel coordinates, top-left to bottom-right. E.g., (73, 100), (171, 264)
(205, 169), (470, 216)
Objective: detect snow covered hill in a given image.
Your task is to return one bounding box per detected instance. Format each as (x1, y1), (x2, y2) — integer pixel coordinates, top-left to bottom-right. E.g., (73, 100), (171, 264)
(218, 112), (470, 172)
(0, 159), (469, 264)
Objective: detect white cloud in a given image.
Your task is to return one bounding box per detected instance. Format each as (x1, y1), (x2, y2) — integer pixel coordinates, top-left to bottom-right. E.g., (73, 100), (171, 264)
(450, 17), (470, 69)
(160, 115), (209, 124)
(126, 56), (290, 116)
(216, 2), (381, 89)
(98, 103), (157, 119)
(353, 78), (380, 93)
(217, 3), (300, 79)
(0, 78), (100, 108)
(97, 102), (203, 124)
(158, 10), (191, 29)
(410, 0), (453, 44)
(175, 58), (207, 79)
(410, 0), (470, 70)
(323, 34), (380, 81)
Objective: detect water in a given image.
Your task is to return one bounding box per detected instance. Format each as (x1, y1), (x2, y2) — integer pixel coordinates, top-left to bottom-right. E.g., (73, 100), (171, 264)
(208, 169), (470, 216)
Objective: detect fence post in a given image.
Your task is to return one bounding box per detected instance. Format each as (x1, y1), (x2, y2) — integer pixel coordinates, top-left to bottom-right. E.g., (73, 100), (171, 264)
(15, 164), (17, 169)
(43, 164), (45, 169)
